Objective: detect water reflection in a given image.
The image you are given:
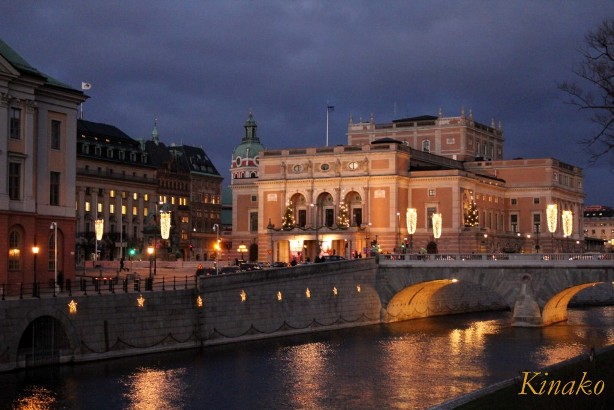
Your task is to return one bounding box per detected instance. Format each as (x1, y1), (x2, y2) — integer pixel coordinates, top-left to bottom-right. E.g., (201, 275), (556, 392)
(13, 386), (56, 410)
(0, 307), (613, 410)
(121, 367), (187, 410)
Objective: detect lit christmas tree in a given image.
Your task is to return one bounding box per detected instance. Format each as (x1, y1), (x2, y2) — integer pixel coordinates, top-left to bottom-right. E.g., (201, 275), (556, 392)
(281, 202), (295, 230)
(464, 199), (479, 227)
(337, 201), (350, 228)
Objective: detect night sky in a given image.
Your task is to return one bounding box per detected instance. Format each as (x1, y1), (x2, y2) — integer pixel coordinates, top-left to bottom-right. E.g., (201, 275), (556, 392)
(2, 1), (613, 205)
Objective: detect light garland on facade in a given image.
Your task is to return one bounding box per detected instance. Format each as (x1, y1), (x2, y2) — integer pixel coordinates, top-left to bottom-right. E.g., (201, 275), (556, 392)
(95, 218), (104, 241)
(562, 210), (573, 237)
(160, 211), (171, 240)
(546, 204), (558, 234)
(432, 213), (442, 239)
(406, 208), (417, 235)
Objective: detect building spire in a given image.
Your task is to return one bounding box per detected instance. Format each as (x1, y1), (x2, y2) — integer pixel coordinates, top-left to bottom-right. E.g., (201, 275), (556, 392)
(152, 115), (159, 145)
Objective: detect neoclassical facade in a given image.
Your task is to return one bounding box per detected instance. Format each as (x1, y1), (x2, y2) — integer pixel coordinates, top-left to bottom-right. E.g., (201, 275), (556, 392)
(1, 38), (85, 290)
(231, 112), (585, 263)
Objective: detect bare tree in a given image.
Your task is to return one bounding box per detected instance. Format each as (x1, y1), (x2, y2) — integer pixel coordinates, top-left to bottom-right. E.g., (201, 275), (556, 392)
(560, 19), (614, 165)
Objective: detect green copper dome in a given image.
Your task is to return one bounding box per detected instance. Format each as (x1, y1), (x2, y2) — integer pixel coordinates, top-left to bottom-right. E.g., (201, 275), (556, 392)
(232, 113), (265, 165)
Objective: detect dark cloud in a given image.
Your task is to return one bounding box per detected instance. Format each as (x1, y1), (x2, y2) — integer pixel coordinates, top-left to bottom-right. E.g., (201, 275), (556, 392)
(2, 0), (613, 204)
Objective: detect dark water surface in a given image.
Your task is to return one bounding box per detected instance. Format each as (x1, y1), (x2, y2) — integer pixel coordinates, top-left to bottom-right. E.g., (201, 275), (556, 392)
(1, 307), (613, 409)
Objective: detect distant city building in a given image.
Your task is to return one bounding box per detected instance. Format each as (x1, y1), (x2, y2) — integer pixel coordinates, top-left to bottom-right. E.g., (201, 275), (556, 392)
(76, 119), (222, 263)
(231, 111), (585, 263)
(583, 205), (613, 251)
(1, 38), (86, 291)
(75, 119), (157, 264)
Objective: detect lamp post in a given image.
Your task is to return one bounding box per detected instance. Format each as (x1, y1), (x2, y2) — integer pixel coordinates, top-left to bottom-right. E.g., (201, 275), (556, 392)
(213, 223), (220, 275)
(147, 246), (154, 279)
(396, 211), (401, 252)
(310, 203), (320, 259)
(237, 243), (247, 262)
(50, 222), (58, 294)
(32, 245), (39, 297)
(406, 208), (417, 253)
(547, 204), (558, 252)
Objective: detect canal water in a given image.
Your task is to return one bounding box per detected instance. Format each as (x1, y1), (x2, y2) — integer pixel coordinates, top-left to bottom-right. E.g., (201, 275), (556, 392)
(1, 307), (613, 410)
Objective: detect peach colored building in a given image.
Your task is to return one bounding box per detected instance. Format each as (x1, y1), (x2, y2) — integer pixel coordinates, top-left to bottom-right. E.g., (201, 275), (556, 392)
(230, 111), (585, 263)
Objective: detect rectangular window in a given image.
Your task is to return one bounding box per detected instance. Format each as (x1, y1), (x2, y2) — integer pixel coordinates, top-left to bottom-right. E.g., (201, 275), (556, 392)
(10, 108), (21, 139)
(85, 201), (91, 212)
(510, 214), (518, 233)
(110, 204), (115, 214)
(298, 209), (307, 227)
(325, 208), (334, 227)
(533, 197), (540, 204)
(427, 207), (437, 229)
(353, 208), (363, 227)
(428, 189), (436, 197)
(511, 198), (517, 205)
(133, 206), (138, 216)
(8, 162), (21, 200)
(97, 202), (103, 213)
(50, 172), (60, 205)
(51, 120), (61, 149)
(249, 212), (258, 232)
(533, 214), (541, 233)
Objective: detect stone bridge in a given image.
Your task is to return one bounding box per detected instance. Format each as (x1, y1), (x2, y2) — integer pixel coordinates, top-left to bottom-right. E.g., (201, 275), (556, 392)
(376, 256), (614, 326)
(1, 255), (613, 371)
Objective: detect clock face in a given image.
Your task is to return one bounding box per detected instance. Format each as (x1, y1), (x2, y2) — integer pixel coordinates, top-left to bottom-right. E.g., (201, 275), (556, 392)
(293, 164), (302, 173)
(348, 161), (358, 170)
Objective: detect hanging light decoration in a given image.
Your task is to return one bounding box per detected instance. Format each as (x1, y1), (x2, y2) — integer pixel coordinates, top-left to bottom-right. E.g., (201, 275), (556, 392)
(160, 211), (171, 240)
(562, 210), (573, 237)
(432, 213), (442, 239)
(95, 218), (104, 241)
(406, 208), (417, 235)
(546, 204), (558, 234)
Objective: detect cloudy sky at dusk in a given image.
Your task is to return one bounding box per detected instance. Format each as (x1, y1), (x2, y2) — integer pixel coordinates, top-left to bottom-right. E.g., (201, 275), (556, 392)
(2, 1), (613, 205)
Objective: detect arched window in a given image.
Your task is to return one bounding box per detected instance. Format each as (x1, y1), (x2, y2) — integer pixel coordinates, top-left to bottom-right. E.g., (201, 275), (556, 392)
(8, 229), (21, 270)
(422, 140), (430, 153)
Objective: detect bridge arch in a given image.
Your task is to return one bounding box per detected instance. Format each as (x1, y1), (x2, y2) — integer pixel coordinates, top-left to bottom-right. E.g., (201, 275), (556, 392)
(11, 306), (80, 369)
(383, 279), (509, 323)
(541, 283), (605, 326)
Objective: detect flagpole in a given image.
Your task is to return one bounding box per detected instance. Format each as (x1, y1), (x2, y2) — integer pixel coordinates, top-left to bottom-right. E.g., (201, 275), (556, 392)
(326, 105), (329, 147)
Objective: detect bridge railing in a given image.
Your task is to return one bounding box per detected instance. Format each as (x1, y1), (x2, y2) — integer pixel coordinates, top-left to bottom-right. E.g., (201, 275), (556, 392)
(379, 252), (613, 262)
(1, 275), (197, 300)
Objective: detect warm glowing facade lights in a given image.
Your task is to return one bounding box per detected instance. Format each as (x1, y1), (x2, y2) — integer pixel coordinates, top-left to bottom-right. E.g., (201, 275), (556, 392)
(137, 294), (145, 307)
(68, 300), (78, 314)
(333, 287), (338, 296)
(305, 288), (311, 298)
(562, 210), (573, 237)
(546, 204), (558, 234)
(356, 284), (361, 293)
(240, 289), (247, 302)
(406, 208), (417, 235)
(196, 295), (203, 308)
(95, 218), (104, 241)
(277, 291), (282, 301)
(160, 211), (171, 240)
(432, 213), (442, 239)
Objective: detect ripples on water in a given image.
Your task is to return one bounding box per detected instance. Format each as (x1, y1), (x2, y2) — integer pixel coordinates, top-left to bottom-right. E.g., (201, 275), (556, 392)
(1, 307), (612, 410)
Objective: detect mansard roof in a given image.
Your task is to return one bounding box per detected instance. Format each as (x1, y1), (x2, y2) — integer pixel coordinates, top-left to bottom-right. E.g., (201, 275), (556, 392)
(78, 119), (137, 146)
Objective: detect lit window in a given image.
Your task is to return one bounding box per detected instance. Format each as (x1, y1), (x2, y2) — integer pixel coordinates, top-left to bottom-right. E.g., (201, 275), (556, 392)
(10, 108), (21, 139)
(428, 189), (436, 197)
(8, 229), (21, 270)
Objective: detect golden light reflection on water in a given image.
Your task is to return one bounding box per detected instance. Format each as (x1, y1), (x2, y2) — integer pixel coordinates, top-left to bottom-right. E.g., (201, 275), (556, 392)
(380, 318), (501, 405)
(279, 342), (330, 408)
(121, 366), (187, 410)
(14, 386), (55, 410)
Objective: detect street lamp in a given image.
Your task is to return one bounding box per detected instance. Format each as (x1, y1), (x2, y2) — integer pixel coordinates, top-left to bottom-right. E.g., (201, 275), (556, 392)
(547, 204), (558, 252)
(396, 211), (401, 252)
(32, 245), (39, 297)
(50, 222), (58, 294)
(213, 223), (220, 275)
(237, 243), (247, 261)
(406, 208), (417, 253)
(147, 246), (154, 279)
(310, 203), (320, 259)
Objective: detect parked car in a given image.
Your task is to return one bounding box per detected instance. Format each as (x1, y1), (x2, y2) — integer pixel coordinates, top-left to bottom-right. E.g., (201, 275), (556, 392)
(220, 266), (241, 274)
(272, 261), (288, 268)
(321, 255), (346, 262)
(240, 263), (261, 271)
